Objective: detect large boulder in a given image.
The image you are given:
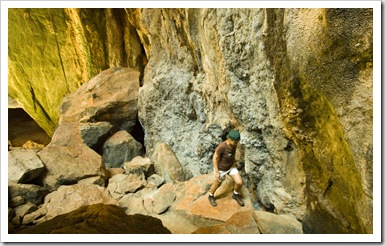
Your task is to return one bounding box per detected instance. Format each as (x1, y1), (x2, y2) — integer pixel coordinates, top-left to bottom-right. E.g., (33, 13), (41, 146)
(59, 67), (139, 128)
(150, 142), (185, 183)
(30, 183), (118, 224)
(37, 122), (107, 191)
(252, 211), (303, 234)
(15, 203), (171, 234)
(38, 144), (106, 191)
(102, 130), (144, 168)
(8, 149), (45, 183)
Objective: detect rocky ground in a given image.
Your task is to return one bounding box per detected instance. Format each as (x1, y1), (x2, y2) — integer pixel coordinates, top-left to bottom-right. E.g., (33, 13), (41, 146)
(8, 67), (303, 234)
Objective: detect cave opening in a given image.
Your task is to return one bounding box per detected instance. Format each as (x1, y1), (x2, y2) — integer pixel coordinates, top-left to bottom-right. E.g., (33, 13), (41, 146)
(8, 108), (51, 148)
(130, 119), (145, 153)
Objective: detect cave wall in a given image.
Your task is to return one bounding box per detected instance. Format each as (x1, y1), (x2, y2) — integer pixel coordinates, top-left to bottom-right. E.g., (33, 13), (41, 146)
(8, 8), (373, 233)
(263, 9), (373, 233)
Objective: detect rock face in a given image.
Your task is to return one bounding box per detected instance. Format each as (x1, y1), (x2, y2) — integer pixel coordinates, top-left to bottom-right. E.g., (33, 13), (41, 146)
(8, 8), (373, 234)
(135, 8), (373, 234)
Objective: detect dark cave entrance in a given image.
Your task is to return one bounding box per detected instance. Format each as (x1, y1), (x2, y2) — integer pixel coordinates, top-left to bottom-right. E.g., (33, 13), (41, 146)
(130, 119), (145, 153)
(8, 108), (51, 147)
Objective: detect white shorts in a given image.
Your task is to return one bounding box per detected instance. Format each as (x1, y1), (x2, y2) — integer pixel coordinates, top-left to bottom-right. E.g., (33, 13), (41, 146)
(216, 167), (239, 182)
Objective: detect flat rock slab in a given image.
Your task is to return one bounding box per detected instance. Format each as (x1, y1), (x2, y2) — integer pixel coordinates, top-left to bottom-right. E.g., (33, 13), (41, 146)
(171, 174), (252, 226)
(193, 211), (260, 234)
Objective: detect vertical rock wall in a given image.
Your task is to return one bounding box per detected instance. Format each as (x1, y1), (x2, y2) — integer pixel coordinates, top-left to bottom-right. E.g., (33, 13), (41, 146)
(133, 8), (373, 233)
(263, 8), (372, 233)
(8, 8), (373, 233)
(135, 7), (307, 227)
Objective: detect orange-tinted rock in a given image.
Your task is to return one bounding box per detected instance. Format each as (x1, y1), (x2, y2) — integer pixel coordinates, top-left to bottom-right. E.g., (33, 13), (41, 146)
(193, 211), (260, 234)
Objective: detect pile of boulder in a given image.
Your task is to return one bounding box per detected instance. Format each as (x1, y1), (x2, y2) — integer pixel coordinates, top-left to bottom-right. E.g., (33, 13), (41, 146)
(8, 67), (303, 234)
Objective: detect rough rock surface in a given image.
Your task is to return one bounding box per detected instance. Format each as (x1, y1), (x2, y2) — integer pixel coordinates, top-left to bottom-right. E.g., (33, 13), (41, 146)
(30, 183), (118, 224)
(8, 149), (45, 183)
(123, 156), (154, 178)
(106, 167), (125, 178)
(146, 174), (165, 188)
(8, 183), (49, 207)
(38, 141), (106, 191)
(253, 211), (303, 234)
(134, 8), (373, 234)
(193, 211), (261, 234)
(15, 203), (171, 234)
(107, 173), (146, 200)
(119, 192), (149, 216)
(80, 122), (114, 150)
(12, 202), (38, 226)
(170, 174), (253, 227)
(102, 130), (144, 168)
(59, 67), (139, 129)
(150, 142), (186, 183)
(8, 8), (373, 234)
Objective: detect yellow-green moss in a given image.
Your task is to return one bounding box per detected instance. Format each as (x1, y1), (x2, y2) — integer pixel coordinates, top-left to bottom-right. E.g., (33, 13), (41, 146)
(8, 8), (108, 136)
(297, 83), (365, 233)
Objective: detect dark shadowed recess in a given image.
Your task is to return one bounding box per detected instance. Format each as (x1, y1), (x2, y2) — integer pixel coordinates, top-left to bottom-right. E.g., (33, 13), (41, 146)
(8, 108), (51, 147)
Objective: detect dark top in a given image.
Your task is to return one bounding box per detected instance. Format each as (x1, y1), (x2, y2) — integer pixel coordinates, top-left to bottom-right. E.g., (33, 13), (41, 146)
(216, 141), (236, 171)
